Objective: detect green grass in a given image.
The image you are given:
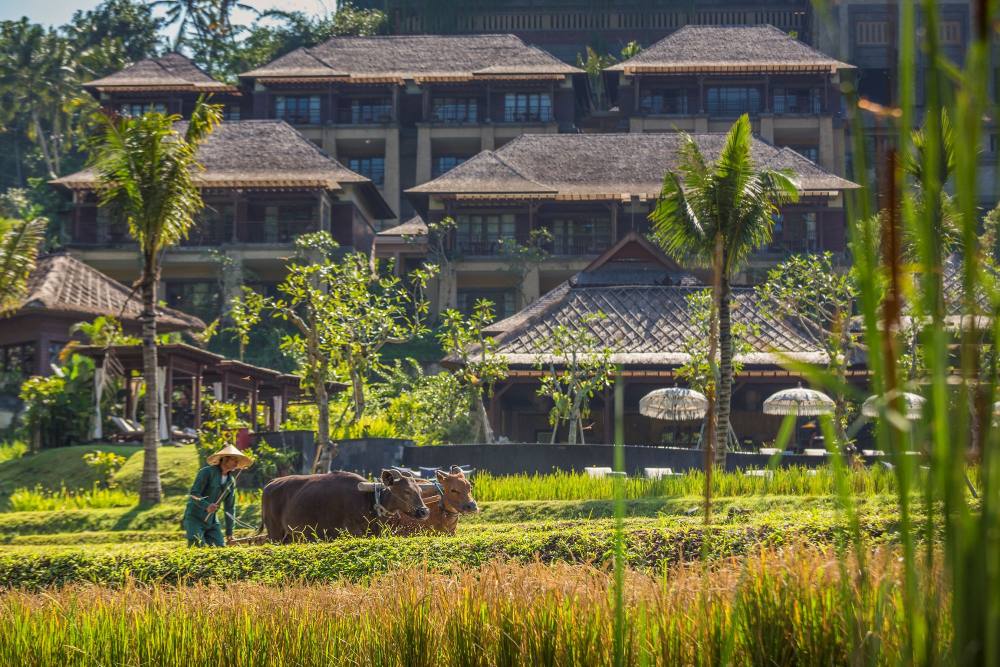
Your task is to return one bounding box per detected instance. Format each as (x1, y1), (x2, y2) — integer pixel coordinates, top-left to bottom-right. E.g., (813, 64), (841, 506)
(0, 444), (140, 502)
(7, 484), (137, 512)
(112, 444), (200, 496)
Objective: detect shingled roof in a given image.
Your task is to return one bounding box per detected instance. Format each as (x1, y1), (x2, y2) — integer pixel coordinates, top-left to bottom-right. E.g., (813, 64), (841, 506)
(84, 52), (237, 92)
(17, 254), (204, 332)
(607, 25), (853, 74)
(467, 234), (825, 368)
(241, 34), (581, 82)
(408, 132), (857, 202)
(51, 121), (395, 218)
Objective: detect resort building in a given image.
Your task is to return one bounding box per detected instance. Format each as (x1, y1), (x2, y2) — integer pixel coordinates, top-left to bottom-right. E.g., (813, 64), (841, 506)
(239, 34), (583, 218)
(605, 25), (852, 175)
(52, 120), (393, 322)
(461, 233), (859, 446)
(398, 132), (856, 319)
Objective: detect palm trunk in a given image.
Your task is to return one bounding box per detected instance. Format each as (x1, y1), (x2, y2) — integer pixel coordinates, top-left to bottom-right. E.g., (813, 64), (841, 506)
(714, 272), (733, 467)
(139, 270), (162, 504)
(474, 389), (495, 443)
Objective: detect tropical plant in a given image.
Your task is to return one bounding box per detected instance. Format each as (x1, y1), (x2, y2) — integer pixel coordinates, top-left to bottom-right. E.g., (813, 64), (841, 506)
(227, 286), (265, 361)
(92, 99), (221, 503)
(82, 449), (127, 488)
(534, 313), (615, 445)
(0, 214), (46, 316)
(496, 227), (552, 308)
(677, 289), (753, 399)
(439, 301), (509, 443)
(649, 114), (799, 465)
(18, 354), (94, 450)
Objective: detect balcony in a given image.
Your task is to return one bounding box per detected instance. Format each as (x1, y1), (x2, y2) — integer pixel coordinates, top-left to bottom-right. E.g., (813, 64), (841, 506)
(70, 219), (320, 247)
(335, 105), (393, 125)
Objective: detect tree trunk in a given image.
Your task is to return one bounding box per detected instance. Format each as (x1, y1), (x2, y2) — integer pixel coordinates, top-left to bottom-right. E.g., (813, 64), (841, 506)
(31, 111), (57, 180)
(714, 272), (733, 467)
(139, 269), (162, 504)
(350, 369), (365, 424)
(313, 377), (333, 473)
(474, 389), (495, 443)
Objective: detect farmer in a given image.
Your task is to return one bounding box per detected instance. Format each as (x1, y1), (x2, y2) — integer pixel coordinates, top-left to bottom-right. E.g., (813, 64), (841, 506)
(183, 444), (252, 547)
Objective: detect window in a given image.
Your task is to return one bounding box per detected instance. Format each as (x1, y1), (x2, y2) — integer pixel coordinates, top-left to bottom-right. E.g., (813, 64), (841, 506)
(457, 288), (515, 320)
(939, 21), (962, 45)
(773, 87), (821, 114)
(455, 213), (516, 255)
(639, 89), (689, 114)
(276, 95), (320, 124)
(185, 203), (233, 245)
(223, 105), (241, 121)
(337, 98), (392, 124)
(503, 93), (553, 122)
(787, 146), (819, 163)
(119, 102), (165, 116)
(706, 87), (762, 115)
(348, 157), (385, 186)
(432, 97), (478, 123)
(0, 342), (36, 376)
(433, 156), (467, 177)
(856, 20), (890, 46)
(164, 281), (221, 323)
(548, 218), (612, 255)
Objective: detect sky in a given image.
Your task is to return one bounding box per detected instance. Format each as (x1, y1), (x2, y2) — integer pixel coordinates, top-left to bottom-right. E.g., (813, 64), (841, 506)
(0, 0), (336, 28)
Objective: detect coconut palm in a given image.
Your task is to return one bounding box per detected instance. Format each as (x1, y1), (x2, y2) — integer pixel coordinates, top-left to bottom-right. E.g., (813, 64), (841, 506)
(649, 114), (799, 465)
(0, 215), (47, 316)
(92, 99), (221, 503)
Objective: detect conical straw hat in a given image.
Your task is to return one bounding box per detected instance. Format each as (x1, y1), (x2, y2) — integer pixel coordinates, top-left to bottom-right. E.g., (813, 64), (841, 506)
(206, 444), (253, 469)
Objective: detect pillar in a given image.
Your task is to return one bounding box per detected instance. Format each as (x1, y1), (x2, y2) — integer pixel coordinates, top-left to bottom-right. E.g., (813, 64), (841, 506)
(521, 266), (540, 307)
(818, 116), (835, 171)
(416, 126), (432, 185)
(384, 128), (401, 217)
(759, 115), (775, 144)
(481, 124), (496, 151)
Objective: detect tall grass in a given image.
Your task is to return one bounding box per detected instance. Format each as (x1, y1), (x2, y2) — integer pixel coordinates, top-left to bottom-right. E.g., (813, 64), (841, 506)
(0, 550), (942, 666)
(471, 466), (898, 501)
(0, 440), (27, 465)
(7, 484), (138, 512)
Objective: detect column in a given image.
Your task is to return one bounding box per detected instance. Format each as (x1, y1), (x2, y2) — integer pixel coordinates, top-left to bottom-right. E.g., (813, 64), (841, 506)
(384, 128), (401, 217)
(759, 115), (775, 143)
(416, 126), (432, 185)
(818, 116), (835, 171)
(193, 365), (203, 430)
(481, 124), (496, 150)
(522, 266), (540, 307)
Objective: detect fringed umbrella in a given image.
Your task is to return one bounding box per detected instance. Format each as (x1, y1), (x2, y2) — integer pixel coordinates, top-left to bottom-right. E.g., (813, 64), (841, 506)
(763, 385), (836, 416)
(639, 387), (709, 421)
(862, 391), (926, 420)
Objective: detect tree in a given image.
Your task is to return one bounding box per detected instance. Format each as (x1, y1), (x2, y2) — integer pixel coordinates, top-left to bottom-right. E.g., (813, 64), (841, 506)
(0, 212), (46, 316)
(533, 313), (615, 445)
(496, 227), (551, 309)
(250, 232), (435, 472)
(92, 99), (221, 504)
(649, 114), (799, 465)
(677, 289), (753, 396)
(439, 300), (509, 444)
(227, 286), (265, 361)
(755, 253), (856, 434)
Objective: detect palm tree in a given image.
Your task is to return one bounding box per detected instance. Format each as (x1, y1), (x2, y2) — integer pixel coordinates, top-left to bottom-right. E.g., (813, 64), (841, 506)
(650, 114), (799, 466)
(93, 99), (221, 503)
(0, 215), (47, 316)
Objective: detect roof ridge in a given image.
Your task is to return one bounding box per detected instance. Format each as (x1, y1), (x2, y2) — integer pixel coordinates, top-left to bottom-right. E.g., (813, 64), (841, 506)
(489, 146), (552, 191)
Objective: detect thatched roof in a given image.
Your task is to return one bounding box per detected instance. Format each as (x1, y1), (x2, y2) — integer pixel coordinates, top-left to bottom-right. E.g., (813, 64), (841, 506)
(51, 121), (394, 219)
(84, 52), (237, 92)
(16, 254), (205, 332)
(377, 215), (428, 237)
(466, 234), (825, 368)
(408, 133), (857, 203)
(607, 25), (853, 75)
(242, 34), (581, 83)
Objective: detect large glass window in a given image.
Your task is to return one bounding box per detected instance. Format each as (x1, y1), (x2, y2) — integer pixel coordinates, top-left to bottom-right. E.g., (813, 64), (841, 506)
(185, 203), (233, 246)
(433, 155), (466, 178)
(773, 87), (821, 114)
(705, 87), (762, 115)
(119, 102), (166, 116)
(0, 342), (36, 376)
(503, 93), (553, 122)
(275, 95), (320, 124)
(639, 89), (689, 114)
(455, 213), (516, 255)
(164, 281), (222, 323)
(432, 97), (478, 123)
(457, 288), (515, 320)
(348, 157), (385, 186)
(548, 218), (612, 255)
(337, 98), (392, 124)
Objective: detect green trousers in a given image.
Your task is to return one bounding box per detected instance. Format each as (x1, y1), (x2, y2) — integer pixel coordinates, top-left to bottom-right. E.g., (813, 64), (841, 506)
(183, 517), (225, 547)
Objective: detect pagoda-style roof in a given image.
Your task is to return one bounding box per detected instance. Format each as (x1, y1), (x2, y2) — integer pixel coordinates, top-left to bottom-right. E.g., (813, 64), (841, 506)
(83, 52), (238, 93)
(408, 132), (857, 205)
(241, 34), (581, 83)
(607, 25), (853, 75)
(456, 233), (826, 369)
(52, 121), (395, 219)
(15, 254), (204, 332)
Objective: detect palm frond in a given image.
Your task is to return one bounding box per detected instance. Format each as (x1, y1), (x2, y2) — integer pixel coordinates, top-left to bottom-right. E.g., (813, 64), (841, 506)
(0, 216), (47, 316)
(649, 170), (711, 266)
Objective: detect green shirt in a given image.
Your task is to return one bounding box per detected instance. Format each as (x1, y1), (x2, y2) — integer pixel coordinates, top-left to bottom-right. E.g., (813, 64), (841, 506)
(183, 465), (237, 536)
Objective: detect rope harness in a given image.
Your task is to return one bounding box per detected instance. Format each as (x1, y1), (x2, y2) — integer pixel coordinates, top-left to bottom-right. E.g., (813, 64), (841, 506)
(430, 479), (460, 518)
(371, 483), (427, 519)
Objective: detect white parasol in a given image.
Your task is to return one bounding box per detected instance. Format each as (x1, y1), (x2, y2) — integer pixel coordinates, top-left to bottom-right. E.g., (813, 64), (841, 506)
(640, 387), (709, 421)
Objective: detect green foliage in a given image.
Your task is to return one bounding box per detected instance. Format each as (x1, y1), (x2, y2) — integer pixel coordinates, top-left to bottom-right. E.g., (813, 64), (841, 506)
(67, 315), (139, 349)
(0, 440), (26, 464)
(226, 286), (265, 361)
(534, 313), (615, 445)
(195, 399), (294, 485)
(381, 363), (475, 445)
(82, 450), (126, 488)
(0, 213), (46, 315)
(7, 483), (135, 512)
(677, 288), (753, 394)
(112, 445), (197, 497)
(17, 354), (94, 449)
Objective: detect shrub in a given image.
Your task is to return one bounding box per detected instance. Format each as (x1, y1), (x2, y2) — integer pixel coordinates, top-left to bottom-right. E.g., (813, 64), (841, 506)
(0, 440), (27, 464)
(82, 450), (127, 488)
(7, 483), (136, 512)
(18, 355), (94, 448)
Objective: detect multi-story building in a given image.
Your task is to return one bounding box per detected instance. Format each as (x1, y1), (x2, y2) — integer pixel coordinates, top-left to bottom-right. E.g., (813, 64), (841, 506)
(52, 120), (393, 321)
(239, 34), (582, 219)
(355, 0), (815, 63)
(606, 25), (852, 175)
(402, 132), (856, 318)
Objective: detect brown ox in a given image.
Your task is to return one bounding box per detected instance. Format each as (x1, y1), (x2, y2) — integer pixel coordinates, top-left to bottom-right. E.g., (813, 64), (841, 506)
(260, 469), (430, 542)
(389, 467), (478, 536)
